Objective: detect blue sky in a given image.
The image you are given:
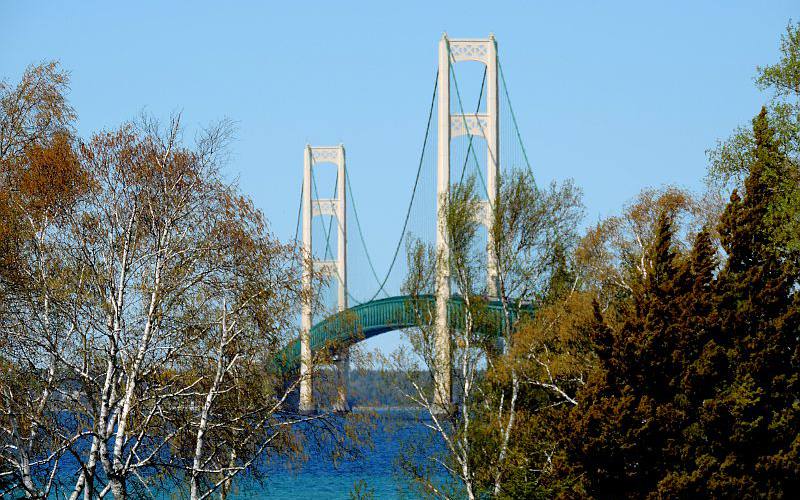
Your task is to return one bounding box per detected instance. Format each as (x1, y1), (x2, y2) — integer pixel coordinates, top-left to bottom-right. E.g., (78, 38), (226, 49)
(3, 1), (797, 352)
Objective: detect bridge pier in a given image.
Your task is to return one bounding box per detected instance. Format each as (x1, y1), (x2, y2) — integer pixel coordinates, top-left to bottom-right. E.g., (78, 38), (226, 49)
(333, 351), (350, 413)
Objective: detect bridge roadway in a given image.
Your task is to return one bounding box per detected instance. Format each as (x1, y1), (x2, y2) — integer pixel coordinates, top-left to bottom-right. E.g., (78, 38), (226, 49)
(272, 294), (532, 372)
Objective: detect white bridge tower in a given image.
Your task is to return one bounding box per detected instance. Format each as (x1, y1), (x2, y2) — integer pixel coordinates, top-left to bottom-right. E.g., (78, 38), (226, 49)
(301, 144), (349, 414)
(435, 34), (500, 409)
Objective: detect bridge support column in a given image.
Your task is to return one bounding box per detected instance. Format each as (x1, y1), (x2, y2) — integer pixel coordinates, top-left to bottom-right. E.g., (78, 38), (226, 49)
(434, 34), (452, 412)
(434, 34), (501, 410)
(485, 34), (499, 298)
(300, 145), (349, 414)
(301, 146), (314, 413)
(333, 145), (350, 413)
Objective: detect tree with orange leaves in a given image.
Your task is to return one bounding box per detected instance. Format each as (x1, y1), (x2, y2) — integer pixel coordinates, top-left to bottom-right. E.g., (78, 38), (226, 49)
(1, 64), (350, 500)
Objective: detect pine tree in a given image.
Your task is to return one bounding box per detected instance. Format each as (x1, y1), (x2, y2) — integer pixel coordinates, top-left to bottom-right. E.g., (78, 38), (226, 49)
(564, 211), (709, 498)
(672, 108), (800, 497)
(556, 110), (799, 500)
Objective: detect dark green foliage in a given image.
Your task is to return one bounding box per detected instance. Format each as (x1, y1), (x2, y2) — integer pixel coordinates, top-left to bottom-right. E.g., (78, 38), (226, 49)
(559, 109), (800, 498)
(562, 212), (700, 498)
(670, 108), (800, 497)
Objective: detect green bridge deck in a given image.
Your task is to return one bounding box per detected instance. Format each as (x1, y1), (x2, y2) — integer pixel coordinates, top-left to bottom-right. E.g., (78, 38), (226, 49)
(272, 294), (532, 372)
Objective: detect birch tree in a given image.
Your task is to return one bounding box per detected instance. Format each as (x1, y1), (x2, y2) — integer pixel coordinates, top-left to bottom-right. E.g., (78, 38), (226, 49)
(391, 171), (583, 498)
(574, 186), (703, 314)
(57, 116), (319, 499)
(1, 62), (342, 497)
(0, 61), (86, 499)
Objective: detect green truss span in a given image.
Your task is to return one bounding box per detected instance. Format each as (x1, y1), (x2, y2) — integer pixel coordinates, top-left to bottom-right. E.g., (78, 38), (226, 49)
(272, 294), (532, 372)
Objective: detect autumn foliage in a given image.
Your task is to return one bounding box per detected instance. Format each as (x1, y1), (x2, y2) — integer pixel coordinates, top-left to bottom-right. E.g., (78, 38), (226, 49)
(0, 63), (335, 500)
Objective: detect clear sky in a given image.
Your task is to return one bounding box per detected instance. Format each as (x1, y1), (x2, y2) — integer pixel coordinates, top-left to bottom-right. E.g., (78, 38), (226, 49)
(3, 1), (797, 353)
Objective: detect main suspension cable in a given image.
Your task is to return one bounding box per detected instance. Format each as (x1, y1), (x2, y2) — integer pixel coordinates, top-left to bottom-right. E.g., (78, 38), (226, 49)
(311, 165), (362, 304)
(360, 68), (439, 303)
(293, 179), (303, 242)
(498, 57), (534, 179)
(345, 169), (389, 298)
(306, 69), (437, 305)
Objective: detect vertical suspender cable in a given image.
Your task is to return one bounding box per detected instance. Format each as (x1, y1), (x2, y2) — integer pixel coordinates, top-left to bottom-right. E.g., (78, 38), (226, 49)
(359, 69), (439, 302)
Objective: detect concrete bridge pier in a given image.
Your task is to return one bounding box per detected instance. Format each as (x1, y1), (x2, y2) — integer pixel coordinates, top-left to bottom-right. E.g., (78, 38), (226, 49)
(333, 351), (350, 413)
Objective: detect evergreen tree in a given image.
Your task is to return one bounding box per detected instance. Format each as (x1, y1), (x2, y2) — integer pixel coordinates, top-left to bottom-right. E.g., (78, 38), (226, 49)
(563, 109), (800, 498)
(563, 211), (711, 498)
(665, 108), (800, 497)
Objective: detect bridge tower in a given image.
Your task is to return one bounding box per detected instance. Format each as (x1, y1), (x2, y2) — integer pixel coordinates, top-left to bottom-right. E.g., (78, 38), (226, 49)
(435, 34), (499, 409)
(301, 144), (349, 414)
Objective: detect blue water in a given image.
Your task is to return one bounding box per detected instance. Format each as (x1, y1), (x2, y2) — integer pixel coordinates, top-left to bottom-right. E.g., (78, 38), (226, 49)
(229, 410), (435, 499)
(32, 410), (437, 499)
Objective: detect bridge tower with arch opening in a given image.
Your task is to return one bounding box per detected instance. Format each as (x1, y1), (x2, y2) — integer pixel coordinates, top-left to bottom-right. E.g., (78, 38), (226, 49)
(300, 144), (348, 414)
(434, 33), (500, 409)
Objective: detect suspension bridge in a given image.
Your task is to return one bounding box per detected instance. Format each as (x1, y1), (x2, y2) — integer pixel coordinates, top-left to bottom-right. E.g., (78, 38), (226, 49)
(279, 34), (535, 413)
